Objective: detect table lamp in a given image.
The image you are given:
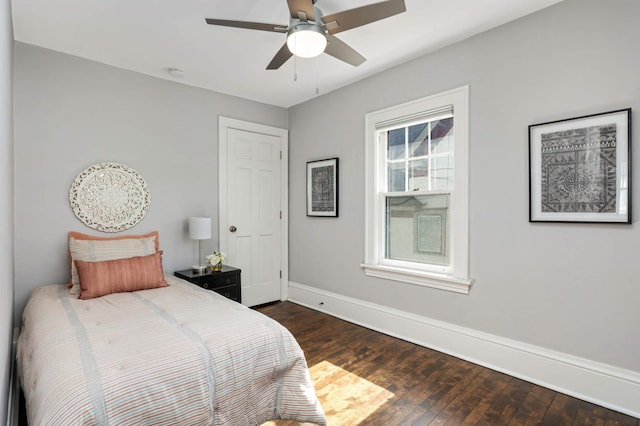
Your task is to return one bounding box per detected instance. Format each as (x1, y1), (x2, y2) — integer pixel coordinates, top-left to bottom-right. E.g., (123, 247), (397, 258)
(189, 217), (211, 274)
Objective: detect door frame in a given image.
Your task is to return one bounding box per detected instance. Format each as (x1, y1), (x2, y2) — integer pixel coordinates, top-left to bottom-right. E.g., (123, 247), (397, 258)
(218, 116), (289, 302)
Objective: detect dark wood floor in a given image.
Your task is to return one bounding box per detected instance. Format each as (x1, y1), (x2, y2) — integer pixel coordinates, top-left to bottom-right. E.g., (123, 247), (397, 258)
(257, 301), (639, 426)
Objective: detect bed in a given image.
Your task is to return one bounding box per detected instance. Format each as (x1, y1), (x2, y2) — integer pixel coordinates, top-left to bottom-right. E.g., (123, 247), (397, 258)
(16, 232), (326, 425)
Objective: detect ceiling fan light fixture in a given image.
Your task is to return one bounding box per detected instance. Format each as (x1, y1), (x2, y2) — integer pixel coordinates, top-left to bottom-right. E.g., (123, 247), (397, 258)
(286, 24), (327, 58)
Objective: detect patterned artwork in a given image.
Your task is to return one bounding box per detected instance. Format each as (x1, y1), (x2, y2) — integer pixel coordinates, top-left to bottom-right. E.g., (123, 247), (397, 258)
(540, 124), (617, 213)
(311, 165), (335, 212)
(307, 158), (339, 217)
(529, 108), (630, 223)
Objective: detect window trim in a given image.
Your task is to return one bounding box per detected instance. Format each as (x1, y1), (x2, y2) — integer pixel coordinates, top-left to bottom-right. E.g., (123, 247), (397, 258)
(362, 86), (471, 294)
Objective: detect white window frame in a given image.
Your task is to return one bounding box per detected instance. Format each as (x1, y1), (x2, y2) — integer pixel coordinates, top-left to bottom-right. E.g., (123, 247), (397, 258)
(362, 86), (471, 294)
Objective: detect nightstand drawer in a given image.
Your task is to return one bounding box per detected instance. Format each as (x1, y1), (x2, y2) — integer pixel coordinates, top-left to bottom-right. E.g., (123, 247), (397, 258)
(183, 272), (238, 289)
(212, 285), (238, 301)
(205, 273), (239, 287)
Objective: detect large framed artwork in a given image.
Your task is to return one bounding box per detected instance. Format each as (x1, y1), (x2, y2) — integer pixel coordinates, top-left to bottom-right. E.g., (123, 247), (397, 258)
(529, 108), (631, 223)
(307, 158), (339, 217)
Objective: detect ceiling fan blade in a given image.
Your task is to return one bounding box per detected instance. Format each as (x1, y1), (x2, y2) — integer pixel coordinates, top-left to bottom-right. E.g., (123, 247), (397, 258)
(324, 34), (366, 67)
(287, 0), (316, 21)
(205, 18), (287, 33)
(321, 0), (406, 35)
(266, 43), (294, 70)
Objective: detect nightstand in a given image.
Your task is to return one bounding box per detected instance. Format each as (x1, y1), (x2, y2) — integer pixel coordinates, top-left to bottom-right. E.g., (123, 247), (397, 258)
(174, 265), (241, 303)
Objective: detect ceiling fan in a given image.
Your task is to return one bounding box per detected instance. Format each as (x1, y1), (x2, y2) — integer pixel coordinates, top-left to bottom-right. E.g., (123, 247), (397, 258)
(205, 0), (406, 70)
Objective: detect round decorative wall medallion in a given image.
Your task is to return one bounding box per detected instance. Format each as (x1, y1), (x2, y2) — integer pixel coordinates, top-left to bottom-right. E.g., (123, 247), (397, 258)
(69, 162), (151, 233)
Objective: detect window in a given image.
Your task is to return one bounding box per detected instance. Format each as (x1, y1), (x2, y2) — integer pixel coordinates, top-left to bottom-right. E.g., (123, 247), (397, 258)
(363, 86), (470, 294)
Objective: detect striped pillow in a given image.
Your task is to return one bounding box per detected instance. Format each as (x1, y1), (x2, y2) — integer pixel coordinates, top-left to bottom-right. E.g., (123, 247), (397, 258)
(76, 251), (169, 300)
(67, 231), (159, 294)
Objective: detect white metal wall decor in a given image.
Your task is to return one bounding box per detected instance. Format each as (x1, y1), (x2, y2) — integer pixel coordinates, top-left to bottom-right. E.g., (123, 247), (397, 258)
(69, 162), (151, 232)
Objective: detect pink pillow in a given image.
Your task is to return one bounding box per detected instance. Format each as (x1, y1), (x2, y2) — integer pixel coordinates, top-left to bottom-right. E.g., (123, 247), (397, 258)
(66, 231), (160, 292)
(75, 251), (168, 300)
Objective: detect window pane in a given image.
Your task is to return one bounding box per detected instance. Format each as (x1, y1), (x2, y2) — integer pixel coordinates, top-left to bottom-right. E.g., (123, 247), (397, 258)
(408, 158), (429, 191)
(431, 117), (454, 190)
(408, 123), (429, 157)
(385, 194), (450, 266)
(387, 162), (406, 192)
(432, 118), (454, 157)
(431, 117), (453, 145)
(432, 155), (454, 190)
(387, 128), (405, 160)
(385, 116), (454, 192)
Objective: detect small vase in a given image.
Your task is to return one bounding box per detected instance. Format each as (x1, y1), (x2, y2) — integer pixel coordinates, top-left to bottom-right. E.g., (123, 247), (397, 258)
(211, 261), (223, 272)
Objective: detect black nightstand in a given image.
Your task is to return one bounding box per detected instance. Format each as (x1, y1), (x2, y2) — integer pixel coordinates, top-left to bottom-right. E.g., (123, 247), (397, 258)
(174, 265), (241, 303)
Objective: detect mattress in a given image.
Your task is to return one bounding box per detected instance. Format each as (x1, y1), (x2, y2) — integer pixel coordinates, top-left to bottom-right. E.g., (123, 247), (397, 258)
(17, 275), (326, 425)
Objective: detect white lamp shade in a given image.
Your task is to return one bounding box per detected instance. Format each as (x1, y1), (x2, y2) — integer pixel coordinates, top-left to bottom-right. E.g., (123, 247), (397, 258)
(287, 25), (327, 58)
(188, 217), (211, 240)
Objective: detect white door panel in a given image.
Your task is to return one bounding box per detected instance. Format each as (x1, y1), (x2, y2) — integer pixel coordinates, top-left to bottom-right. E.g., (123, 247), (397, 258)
(219, 117), (288, 307)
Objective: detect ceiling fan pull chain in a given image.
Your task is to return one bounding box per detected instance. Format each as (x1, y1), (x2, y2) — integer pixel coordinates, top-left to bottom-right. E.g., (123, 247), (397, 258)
(315, 56), (320, 95)
(293, 48), (298, 81)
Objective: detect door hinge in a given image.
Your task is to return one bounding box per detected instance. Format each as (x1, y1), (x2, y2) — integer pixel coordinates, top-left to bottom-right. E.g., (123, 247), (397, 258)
(280, 151), (282, 160)
(280, 210), (282, 219)
(279, 270), (282, 278)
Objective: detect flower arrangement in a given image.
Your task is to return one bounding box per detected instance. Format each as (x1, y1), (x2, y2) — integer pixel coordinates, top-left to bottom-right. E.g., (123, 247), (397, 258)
(206, 251), (226, 271)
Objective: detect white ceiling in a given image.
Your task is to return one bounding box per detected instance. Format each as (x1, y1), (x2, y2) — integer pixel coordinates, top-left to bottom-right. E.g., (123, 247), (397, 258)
(12, 0), (563, 108)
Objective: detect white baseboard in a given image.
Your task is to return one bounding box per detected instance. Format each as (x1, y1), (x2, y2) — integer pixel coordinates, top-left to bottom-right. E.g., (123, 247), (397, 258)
(288, 281), (640, 418)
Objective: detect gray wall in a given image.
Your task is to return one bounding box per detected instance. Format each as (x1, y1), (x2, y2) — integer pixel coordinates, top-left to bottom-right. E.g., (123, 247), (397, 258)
(0, 0), (13, 423)
(13, 43), (288, 323)
(288, 0), (640, 372)
(11, 0), (639, 393)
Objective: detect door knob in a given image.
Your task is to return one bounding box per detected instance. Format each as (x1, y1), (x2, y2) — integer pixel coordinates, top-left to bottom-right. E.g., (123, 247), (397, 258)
(229, 225), (237, 232)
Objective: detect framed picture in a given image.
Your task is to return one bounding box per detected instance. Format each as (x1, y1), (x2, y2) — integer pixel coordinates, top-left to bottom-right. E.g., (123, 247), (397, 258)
(529, 108), (631, 223)
(307, 158), (339, 217)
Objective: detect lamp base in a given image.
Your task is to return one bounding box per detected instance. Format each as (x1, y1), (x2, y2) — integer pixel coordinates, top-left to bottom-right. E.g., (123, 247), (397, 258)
(192, 265), (207, 274)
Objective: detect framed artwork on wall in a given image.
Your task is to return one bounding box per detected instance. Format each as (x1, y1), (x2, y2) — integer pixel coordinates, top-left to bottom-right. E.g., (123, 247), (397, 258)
(529, 108), (631, 223)
(307, 157), (339, 217)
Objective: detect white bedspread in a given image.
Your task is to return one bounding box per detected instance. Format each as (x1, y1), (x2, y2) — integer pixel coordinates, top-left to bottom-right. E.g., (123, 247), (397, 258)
(17, 276), (326, 425)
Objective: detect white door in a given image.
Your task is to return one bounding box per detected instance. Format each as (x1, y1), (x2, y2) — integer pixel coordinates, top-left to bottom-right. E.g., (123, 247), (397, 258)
(219, 117), (288, 307)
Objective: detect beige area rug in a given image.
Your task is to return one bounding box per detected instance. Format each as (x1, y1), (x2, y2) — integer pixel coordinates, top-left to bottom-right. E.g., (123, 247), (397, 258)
(264, 360), (394, 426)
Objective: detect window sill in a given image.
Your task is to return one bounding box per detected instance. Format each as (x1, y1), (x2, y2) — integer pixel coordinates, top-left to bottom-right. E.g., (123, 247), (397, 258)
(361, 263), (472, 294)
